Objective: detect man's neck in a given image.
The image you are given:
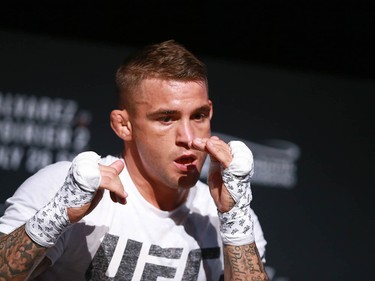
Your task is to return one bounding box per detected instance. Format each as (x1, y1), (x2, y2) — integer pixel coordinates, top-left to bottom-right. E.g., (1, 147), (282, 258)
(137, 183), (190, 211)
(123, 152), (190, 211)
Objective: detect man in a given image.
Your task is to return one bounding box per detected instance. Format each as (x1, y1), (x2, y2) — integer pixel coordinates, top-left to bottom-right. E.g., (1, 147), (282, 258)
(0, 40), (268, 280)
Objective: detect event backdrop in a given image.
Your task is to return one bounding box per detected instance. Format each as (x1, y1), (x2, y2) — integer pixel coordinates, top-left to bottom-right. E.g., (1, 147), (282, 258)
(0, 30), (372, 280)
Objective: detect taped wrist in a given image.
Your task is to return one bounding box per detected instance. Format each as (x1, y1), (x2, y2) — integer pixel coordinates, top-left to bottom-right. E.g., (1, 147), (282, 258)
(25, 151), (101, 247)
(218, 141), (255, 245)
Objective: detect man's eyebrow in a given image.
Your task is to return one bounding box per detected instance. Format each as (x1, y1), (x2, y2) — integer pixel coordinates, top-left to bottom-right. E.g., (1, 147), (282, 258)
(194, 105), (211, 113)
(147, 109), (178, 118)
(147, 105), (211, 118)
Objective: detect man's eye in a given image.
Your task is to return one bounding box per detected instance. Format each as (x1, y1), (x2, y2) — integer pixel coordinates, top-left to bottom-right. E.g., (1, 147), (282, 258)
(193, 113), (206, 120)
(159, 116), (173, 123)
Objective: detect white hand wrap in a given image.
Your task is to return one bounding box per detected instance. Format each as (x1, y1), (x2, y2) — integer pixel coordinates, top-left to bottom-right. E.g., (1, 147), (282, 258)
(218, 141), (255, 245)
(25, 151), (101, 247)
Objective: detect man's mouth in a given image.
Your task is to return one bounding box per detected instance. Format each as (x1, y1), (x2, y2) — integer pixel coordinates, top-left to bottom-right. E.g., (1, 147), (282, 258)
(175, 156), (196, 165)
(174, 155), (198, 171)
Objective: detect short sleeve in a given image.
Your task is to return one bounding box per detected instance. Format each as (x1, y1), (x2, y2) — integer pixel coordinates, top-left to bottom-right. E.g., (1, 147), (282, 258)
(0, 161), (71, 234)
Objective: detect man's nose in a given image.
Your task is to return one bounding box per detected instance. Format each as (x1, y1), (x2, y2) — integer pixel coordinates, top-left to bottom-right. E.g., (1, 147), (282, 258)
(176, 120), (194, 147)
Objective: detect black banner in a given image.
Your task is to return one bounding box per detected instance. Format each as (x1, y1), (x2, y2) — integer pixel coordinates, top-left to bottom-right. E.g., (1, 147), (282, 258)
(0, 30), (373, 280)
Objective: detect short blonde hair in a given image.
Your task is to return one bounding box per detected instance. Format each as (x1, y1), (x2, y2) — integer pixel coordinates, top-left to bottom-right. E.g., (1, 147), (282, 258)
(115, 40), (208, 110)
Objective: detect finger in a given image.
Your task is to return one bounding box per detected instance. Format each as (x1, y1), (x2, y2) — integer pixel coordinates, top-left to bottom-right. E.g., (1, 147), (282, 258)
(190, 137), (208, 151)
(191, 136), (226, 152)
(204, 138), (233, 168)
(109, 159), (125, 174)
(110, 190), (117, 202)
(191, 137), (232, 167)
(110, 191), (127, 205)
(99, 162), (128, 204)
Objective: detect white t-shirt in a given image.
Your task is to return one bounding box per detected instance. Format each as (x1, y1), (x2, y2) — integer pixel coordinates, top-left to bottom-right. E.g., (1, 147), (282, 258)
(0, 155), (267, 281)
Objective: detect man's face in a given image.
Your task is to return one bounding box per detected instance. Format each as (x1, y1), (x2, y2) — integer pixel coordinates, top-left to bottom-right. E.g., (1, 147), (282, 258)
(128, 78), (212, 190)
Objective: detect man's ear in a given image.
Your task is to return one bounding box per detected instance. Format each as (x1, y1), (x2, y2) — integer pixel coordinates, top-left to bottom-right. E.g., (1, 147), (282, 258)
(208, 99), (213, 120)
(110, 109), (132, 141)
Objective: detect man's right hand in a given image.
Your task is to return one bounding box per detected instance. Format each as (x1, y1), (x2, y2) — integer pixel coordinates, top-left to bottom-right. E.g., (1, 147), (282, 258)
(26, 152), (127, 248)
(67, 159), (127, 223)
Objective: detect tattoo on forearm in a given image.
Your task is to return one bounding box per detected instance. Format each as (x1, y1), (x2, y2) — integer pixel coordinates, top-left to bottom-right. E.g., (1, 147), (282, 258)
(224, 242), (268, 281)
(0, 225), (46, 281)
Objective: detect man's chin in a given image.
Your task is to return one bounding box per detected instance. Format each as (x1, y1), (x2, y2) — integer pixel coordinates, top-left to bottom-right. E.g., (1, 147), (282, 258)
(177, 172), (200, 189)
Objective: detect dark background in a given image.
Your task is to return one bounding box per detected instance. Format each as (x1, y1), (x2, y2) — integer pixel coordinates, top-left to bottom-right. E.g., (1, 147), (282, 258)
(1, 1), (374, 80)
(1, 1), (374, 280)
